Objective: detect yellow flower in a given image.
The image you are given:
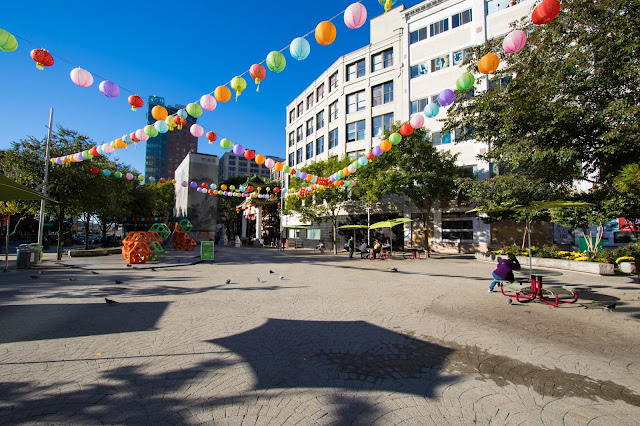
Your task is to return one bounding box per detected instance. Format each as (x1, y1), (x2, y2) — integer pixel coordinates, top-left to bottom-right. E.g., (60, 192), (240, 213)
(616, 256), (635, 264)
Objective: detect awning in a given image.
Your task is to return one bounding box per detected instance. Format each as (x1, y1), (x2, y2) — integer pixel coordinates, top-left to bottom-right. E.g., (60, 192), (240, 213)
(0, 174), (56, 202)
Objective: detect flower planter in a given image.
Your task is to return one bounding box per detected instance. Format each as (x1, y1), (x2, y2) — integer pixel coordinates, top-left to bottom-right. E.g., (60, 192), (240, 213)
(618, 261), (637, 275)
(475, 252), (615, 275)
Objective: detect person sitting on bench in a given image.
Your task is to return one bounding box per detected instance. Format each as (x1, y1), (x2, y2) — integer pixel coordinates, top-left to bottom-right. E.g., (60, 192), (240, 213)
(372, 239), (381, 259)
(360, 242), (369, 258)
(489, 254), (520, 292)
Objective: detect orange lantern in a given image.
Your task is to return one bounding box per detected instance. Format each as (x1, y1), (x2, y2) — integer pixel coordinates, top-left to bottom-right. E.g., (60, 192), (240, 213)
(274, 162), (283, 172)
(315, 21), (337, 46)
(532, 0), (560, 25)
(151, 106), (168, 120)
(380, 140), (392, 152)
(478, 53), (500, 74)
(255, 154), (265, 165)
(214, 86), (232, 103)
(220, 184), (227, 191)
(305, 174), (313, 182)
(115, 138), (127, 149)
(343, 167), (351, 176)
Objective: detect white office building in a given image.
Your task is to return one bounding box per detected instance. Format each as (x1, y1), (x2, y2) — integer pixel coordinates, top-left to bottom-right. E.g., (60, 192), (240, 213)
(283, 0), (535, 252)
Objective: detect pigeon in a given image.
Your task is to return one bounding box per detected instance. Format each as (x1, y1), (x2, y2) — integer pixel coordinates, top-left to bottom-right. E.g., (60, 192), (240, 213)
(105, 298), (118, 304)
(278, 276), (284, 280)
(151, 268), (156, 272)
(257, 277), (261, 282)
(225, 279), (231, 284)
(507, 298), (513, 305)
(603, 303), (616, 312)
(91, 271), (99, 275)
(115, 279), (124, 284)
(390, 267), (398, 272)
(126, 264), (132, 268)
(30, 275), (40, 279)
(269, 270), (275, 274)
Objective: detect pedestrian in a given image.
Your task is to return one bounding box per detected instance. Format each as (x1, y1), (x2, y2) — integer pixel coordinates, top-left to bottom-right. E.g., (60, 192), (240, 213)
(489, 254), (521, 292)
(348, 236), (355, 258)
(360, 241), (369, 259)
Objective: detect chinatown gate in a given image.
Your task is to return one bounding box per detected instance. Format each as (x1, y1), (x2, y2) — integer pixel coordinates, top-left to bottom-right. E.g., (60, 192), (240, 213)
(237, 175), (280, 244)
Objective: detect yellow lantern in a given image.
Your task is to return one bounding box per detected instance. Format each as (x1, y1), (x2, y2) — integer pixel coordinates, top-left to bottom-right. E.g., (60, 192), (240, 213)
(230, 76), (246, 101)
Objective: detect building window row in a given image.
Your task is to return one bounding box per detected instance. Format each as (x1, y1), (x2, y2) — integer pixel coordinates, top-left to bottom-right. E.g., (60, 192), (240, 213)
(316, 136), (325, 155)
(329, 129), (339, 149)
(372, 81), (394, 107)
(410, 47), (472, 79)
(372, 113), (394, 138)
(347, 120), (366, 142)
(409, 8), (472, 45)
(371, 48), (393, 72)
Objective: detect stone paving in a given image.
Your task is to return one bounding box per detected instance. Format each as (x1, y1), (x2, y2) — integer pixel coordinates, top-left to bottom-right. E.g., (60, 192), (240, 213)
(1, 246), (640, 425)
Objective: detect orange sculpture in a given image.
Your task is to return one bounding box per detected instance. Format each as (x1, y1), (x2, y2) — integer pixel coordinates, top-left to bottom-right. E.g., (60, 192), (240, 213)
(172, 224), (197, 251)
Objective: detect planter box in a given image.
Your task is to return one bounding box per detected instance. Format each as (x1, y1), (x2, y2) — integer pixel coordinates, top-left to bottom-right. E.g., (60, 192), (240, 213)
(475, 252), (615, 275)
(68, 247), (122, 257)
(619, 261), (637, 275)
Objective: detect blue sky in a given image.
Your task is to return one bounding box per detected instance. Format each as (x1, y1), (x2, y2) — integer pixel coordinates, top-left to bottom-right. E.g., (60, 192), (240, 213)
(1, 0), (421, 175)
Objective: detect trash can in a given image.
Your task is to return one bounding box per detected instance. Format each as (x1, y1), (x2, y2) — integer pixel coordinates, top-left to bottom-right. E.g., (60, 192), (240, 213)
(29, 243), (42, 264)
(16, 245), (33, 269)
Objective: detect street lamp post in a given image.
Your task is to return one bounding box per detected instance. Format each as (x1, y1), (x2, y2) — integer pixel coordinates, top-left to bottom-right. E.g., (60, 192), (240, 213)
(37, 108), (53, 249)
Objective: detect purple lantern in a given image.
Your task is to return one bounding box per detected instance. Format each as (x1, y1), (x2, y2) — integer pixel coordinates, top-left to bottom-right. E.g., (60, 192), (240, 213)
(372, 146), (383, 156)
(99, 80), (120, 98)
(437, 89), (455, 107)
(197, 187), (202, 192)
(232, 144), (245, 156)
(190, 181), (197, 188)
(300, 172), (308, 180)
(330, 175), (336, 182)
(182, 181), (188, 187)
(56, 158), (63, 165)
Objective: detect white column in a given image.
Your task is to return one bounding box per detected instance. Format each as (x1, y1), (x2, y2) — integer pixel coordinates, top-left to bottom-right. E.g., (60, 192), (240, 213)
(255, 207), (263, 240)
(241, 215), (247, 238)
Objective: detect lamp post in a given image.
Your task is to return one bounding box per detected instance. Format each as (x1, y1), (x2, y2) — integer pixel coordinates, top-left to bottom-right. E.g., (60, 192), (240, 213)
(37, 108), (53, 249)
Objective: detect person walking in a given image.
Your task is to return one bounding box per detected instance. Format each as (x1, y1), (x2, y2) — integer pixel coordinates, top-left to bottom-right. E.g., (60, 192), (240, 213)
(348, 236), (355, 258)
(489, 254), (521, 292)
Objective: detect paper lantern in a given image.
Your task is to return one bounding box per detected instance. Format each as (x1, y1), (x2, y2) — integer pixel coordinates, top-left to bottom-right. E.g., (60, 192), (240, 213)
(186, 102), (203, 118)
(247, 186), (253, 192)
(190, 124), (204, 137)
(300, 172), (308, 180)
(502, 29), (527, 54)
(230, 76), (247, 101)
(164, 116), (176, 131)
(255, 154), (265, 164)
(130, 132), (139, 142)
(424, 103), (440, 118)
(135, 129), (149, 142)
(220, 184), (228, 191)
(532, 0), (560, 25)
(347, 165), (356, 174)
(478, 53), (500, 74)
(128, 94), (143, 111)
(366, 152), (375, 160)
(456, 73), (476, 91)
(99, 80), (120, 98)
(315, 21), (336, 46)
(290, 37), (310, 61)
(266, 51), (286, 73)
(358, 157), (368, 166)
(379, 0), (397, 13)
(154, 120), (169, 134)
(0, 28), (18, 52)
(274, 162), (283, 172)
(115, 138), (128, 149)
(101, 143), (114, 154)
(437, 89), (456, 106)
(70, 67), (93, 87)
(148, 177), (156, 182)
(344, 3), (367, 29)
(177, 109), (187, 119)
(206, 131), (217, 144)
(159, 178), (166, 183)
(214, 85), (232, 103)
(233, 144), (245, 156)
(202, 183), (208, 189)
(138, 175), (145, 182)
(249, 64), (266, 91)
(115, 172), (123, 178)
(126, 173), (134, 180)
(151, 106), (167, 120)
(103, 169), (111, 176)
(265, 158), (275, 169)
(200, 94), (217, 111)
(144, 124), (159, 137)
(190, 181), (198, 188)
(90, 167), (99, 174)
(372, 146), (383, 156)
(244, 149), (255, 160)
(387, 133), (401, 146)
(30, 49), (54, 70)
(89, 147), (100, 157)
(173, 115), (186, 129)
(380, 140), (392, 152)
(400, 123), (414, 136)
(410, 114), (424, 129)
(220, 138), (233, 149)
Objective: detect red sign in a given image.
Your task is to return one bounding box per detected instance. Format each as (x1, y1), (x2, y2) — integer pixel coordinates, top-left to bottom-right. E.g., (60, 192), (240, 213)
(1, 216), (7, 227)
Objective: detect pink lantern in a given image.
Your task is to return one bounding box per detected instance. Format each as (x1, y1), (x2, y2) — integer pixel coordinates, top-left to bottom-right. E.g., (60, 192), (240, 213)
(344, 2), (367, 29)
(135, 129), (149, 142)
(70, 67), (93, 87)
(347, 165), (356, 174)
(190, 124), (204, 137)
(410, 114), (424, 129)
(200, 94), (217, 111)
(101, 143), (114, 154)
(125, 173), (134, 180)
(264, 158), (275, 169)
(503, 29), (527, 54)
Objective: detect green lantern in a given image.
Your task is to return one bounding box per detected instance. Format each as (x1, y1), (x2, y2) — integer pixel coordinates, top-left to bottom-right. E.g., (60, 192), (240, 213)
(220, 138), (233, 149)
(144, 124), (158, 138)
(186, 102), (203, 118)
(389, 132), (402, 145)
(82, 150), (92, 160)
(352, 161), (360, 169)
(266, 51), (286, 73)
(229, 185), (236, 191)
(337, 170), (345, 179)
(283, 165), (291, 173)
(0, 28), (18, 52)
(115, 171), (123, 178)
(138, 175), (145, 182)
(456, 73), (475, 91)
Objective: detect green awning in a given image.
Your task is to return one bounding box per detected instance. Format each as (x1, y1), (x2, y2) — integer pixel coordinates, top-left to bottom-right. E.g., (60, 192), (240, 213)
(339, 224), (369, 229)
(369, 218), (413, 229)
(0, 174), (56, 202)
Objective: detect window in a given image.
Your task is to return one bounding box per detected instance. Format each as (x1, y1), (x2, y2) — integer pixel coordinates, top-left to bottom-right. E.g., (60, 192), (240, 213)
(488, 76), (512, 90)
(239, 167), (248, 173)
(329, 72), (338, 91)
(432, 131), (451, 146)
(228, 158), (236, 164)
(306, 142), (314, 160)
(289, 132), (295, 147)
(297, 102), (303, 117)
(329, 129), (339, 149)
(455, 127), (473, 142)
(239, 159), (247, 165)
(289, 153), (295, 166)
(346, 59), (365, 81)
(307, 93), (314, 109)
(316, 110), (325, 130)
(296, 148), (303, 164)
(431, 54), (450, 72)
(441, 212), (474, 241)
(372, 81), (393, 107)
(289, 110), (295, 123)
(430, 18), (449, 37)
(316, 136), (325, 155)
(452, 9), (472, 28)
(410, 97), (428, 115)
(372, 113), (394, 138)
(329, 101), (338, 122)
(288, 229), (301, 239)
(296, 126), (303, 142)
(316, 83), (325, 101)
(452, 48), (472, 66)
(410, 62), (428, 79)
(347, 120), (366, 142)
(410, 27), (427, 44)
(306, 118), (314, 136)
(307, 229), (321, 240)
(347, 150), (365, 160)
(459, 164), (478, 179)
(346, 90), (366, 114)
(371, 49), (393, 72)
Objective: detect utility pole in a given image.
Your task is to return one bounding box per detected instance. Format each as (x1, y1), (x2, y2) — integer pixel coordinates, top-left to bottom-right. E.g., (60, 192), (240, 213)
(37, 108), (53, 249)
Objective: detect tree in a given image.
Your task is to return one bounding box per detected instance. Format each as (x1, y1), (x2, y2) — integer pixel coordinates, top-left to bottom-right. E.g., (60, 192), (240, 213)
(353, 125), (459, 254)
(284, 156), (354, 253)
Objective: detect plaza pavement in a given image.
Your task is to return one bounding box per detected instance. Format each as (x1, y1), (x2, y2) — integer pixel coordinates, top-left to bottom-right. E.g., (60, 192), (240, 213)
(1, 246), (640, 425)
